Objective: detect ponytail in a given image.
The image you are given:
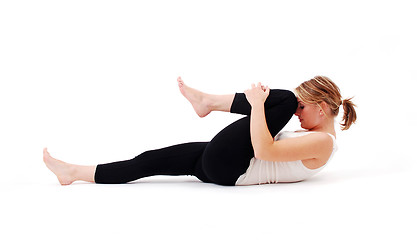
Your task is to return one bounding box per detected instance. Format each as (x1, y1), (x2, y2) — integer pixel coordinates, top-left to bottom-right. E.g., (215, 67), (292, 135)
(341, 97), (357, 131)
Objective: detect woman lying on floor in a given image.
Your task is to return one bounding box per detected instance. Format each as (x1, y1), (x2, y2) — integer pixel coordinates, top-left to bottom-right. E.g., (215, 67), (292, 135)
(43, 75), (356, 186)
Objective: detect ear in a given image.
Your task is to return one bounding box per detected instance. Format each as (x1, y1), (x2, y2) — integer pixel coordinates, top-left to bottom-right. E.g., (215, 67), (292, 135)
(319, 101), (330, 115)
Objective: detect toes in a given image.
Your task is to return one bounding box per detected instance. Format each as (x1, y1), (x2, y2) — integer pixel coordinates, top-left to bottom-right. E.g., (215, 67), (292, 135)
(178, 80), (184, 89)
(177, 76), (184, 84)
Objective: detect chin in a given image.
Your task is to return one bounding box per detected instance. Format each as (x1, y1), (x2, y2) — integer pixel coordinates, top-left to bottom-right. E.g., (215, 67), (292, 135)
(300, 123), (311, 130)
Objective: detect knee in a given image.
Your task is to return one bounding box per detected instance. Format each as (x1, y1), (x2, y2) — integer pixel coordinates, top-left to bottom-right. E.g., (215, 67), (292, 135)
(280, 89), (298, 107)
(269, 89), (298, 111)
(285, 90), (298, 112)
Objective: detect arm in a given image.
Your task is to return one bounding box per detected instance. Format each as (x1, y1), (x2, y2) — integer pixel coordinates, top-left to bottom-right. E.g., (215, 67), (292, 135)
(245, 84), (333, 162)
(249, 102), (274, 159)
(244, 83), (274, 159)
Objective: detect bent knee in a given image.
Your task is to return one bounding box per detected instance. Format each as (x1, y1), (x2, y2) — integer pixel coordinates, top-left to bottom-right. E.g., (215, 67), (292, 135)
(280, 90), (298, 110)
(269, 89), (298, 111)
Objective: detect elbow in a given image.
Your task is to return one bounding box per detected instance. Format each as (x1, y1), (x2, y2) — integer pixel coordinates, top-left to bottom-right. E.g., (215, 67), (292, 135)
(255, 152), (277, 162)
(253, 145), (269, 160)
(254, 150), (262, 160)
(254, 142), (279, 161)
(252, 137), (275, 160)
(254, 151), (274, 161)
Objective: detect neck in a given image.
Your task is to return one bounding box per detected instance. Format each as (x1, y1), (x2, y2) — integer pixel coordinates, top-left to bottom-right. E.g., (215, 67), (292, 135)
(309, 118), (336, 137)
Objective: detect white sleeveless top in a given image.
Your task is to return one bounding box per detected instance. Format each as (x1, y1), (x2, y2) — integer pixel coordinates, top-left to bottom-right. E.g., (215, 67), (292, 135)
(235, 131), (337, 186)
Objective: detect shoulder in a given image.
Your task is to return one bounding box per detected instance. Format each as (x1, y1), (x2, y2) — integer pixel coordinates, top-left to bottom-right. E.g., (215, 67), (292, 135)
(285, 132), (334, 158)
(301, 132), (334, 161)
(301, 132), (334, 150)
(282, 131), (333, 144)
(298, 132), (334, 168)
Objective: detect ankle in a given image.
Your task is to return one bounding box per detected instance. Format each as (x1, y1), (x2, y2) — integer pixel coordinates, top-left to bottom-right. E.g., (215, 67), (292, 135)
(66, 164), (78, 181)
(204, 94), (216, 111)
(206, 94), (234, 112)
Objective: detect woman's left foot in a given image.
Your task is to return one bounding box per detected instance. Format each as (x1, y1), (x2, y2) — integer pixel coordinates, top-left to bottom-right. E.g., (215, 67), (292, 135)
(177, 76), (212, 117)
(43, 148), (75, 185)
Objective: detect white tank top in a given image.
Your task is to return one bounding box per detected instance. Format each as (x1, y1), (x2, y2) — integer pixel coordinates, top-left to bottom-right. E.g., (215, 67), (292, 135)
(235, 131), (337, 186)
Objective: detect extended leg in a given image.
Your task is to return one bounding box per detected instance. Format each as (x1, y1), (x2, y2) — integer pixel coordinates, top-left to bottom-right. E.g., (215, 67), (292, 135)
(94, 142), (210, 184)
(43, 143), (211, 185)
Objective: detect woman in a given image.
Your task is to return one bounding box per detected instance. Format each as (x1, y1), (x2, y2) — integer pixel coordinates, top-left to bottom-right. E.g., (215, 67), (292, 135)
(43, 76), (356, 186)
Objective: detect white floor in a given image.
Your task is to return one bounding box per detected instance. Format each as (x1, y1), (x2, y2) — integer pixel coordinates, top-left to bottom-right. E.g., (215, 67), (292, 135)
(2, 164), (416, 240)
(1, 1), (416, 239)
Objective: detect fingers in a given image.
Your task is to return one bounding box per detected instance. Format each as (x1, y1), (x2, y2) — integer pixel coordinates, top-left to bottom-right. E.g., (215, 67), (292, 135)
(265, 85), (270, 95)
(250, 82), (268, 92)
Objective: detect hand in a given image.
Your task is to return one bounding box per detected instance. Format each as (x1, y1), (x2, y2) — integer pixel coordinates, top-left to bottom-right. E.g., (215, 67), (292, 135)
(244, 82), (270, 106)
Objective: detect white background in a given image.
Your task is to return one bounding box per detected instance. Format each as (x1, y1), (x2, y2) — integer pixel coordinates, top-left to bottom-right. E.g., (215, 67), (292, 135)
(1, 0), (416, 239)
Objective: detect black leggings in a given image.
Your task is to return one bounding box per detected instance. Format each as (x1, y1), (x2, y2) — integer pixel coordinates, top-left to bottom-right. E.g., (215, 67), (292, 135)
(94, 89), (298, 186)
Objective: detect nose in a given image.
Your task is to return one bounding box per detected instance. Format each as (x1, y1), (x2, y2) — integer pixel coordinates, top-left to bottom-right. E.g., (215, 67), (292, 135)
(294, 108), (300, 117)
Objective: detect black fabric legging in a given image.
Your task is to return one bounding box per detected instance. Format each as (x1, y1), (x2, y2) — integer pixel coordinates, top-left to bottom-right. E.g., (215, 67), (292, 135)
(94, 89), (298, 186)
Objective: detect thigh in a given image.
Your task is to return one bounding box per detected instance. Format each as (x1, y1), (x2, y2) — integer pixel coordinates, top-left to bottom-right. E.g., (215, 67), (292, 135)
(202, 116), (253, 186)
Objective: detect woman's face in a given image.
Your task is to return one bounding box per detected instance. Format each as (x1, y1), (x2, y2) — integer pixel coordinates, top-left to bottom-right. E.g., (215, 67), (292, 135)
(294, 99), (322, 130)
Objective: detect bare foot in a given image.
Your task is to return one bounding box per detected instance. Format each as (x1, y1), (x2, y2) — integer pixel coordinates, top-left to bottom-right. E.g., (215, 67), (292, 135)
(43, 148), (75, 185)
(177, 76), (212, 117)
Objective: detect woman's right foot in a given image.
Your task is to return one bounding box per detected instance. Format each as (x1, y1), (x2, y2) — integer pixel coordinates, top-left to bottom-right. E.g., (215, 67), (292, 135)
(177, 76), (212, 117)
(43, 148), (75, 185)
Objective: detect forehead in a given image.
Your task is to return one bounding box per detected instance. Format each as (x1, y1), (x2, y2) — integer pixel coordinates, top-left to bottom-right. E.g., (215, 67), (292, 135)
(297, 98), (315, 107)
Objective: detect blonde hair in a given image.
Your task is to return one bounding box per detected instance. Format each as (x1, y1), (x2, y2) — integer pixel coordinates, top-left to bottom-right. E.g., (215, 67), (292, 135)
(295, 76), (357, 131)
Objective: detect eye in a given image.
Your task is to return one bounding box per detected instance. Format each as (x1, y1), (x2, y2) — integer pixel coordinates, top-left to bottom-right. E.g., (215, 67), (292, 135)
(299, 104), (304, 110)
